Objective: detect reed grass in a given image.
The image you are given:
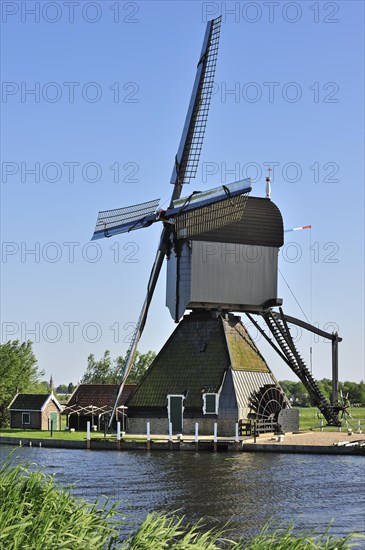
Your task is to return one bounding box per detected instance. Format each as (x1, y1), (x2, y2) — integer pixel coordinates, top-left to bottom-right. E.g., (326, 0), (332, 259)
(0, 457), (363, 549)
(0, 458), (119, 549)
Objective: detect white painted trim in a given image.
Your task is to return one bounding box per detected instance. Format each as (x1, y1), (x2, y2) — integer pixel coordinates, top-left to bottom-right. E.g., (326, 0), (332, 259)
(41, 392), (63, 412)
(202, 393), (219, 415)
(7, 393), (19, 410)
(22, 412), (30, 425)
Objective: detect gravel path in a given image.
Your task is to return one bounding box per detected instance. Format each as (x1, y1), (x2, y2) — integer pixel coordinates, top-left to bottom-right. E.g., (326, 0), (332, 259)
(251, 431), (365, 446)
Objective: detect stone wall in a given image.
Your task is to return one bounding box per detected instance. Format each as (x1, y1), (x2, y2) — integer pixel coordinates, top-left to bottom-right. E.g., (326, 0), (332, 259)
(127, 416), (236, 437)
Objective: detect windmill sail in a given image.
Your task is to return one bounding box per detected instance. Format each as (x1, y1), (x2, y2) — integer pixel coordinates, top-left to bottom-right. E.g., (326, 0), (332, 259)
(92, 198), (160, 240)
(109, 16), (223, 426)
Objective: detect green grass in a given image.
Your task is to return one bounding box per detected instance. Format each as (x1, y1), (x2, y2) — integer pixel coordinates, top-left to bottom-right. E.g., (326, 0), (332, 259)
(0, 428), (87, 441)
(0, 458), (363, 549)
(298, 407), (365, 431)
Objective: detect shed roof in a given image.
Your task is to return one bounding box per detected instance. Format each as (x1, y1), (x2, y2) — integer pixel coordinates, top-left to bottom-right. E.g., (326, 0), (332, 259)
(8, 393), (62, 412)
(65, 384), (135, 414)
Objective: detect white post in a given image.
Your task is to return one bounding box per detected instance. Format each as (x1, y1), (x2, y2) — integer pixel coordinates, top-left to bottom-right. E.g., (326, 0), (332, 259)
(117, 421), (121, 441)
(195, 422), (199, 443)
(146, 421), (151, 450)
(86, 421), (91, 449)
(234, 422), (239, 451)
(320, 419), (323, 432)
(213, 422), (217, 442)
(168, 422), (172, 441)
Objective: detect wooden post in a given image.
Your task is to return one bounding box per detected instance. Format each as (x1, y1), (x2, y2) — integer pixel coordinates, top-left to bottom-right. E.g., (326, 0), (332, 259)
(213, 422), (217, 452)
(86, 421), (91, 449)
(195, 422), (199, 452)
(116, 421), (121, 450)
(235, 422), (239, 451)
(331, 335), (339, 405)
(146, 421), (151, 451)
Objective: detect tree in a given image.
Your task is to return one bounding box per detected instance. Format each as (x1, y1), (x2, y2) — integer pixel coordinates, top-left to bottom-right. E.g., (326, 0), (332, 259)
(79, 350), (156, 385)
(340, 380), (365, 405)
(56, 384), (69, 394)
(119, 351), (156, 384)
(81, 351), (114, 384)
(0, 340), (43, 427)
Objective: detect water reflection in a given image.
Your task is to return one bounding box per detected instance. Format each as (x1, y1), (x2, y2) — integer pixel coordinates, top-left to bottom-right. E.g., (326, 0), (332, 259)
(1, 446), (364, 541)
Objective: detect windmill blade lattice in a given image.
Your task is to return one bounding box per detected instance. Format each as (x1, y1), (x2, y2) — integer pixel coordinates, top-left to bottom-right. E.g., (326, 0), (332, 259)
(92, 198), (160, 240)
(175, 193), (249, 239)
(171, 16), (222, 196)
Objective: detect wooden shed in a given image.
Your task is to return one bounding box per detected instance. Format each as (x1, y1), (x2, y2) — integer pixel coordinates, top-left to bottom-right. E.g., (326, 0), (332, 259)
(63, 384), (136, 431)
(8, 393), (62, 430)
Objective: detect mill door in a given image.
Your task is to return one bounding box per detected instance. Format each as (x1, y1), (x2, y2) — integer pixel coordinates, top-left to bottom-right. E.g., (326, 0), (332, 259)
(167, 395), (184, 433)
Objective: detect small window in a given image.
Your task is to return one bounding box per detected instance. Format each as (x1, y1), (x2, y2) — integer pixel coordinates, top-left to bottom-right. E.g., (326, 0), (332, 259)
(22, 412), (30, 425)
(203, 393), (218, 415)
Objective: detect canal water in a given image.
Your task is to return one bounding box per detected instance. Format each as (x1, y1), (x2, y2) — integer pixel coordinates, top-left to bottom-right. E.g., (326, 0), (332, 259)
(1, 445), (364, 543)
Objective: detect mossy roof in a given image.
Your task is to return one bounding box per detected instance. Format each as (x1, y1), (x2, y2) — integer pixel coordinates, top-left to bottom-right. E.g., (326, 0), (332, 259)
(127, 313), (230, 409)
(127, 312), (271, 410)
(223, 319), (270, 373)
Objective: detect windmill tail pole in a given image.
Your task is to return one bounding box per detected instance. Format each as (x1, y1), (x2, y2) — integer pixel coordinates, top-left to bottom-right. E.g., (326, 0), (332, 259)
(108, 245), (166, 428)
(108, 303), (145, 428)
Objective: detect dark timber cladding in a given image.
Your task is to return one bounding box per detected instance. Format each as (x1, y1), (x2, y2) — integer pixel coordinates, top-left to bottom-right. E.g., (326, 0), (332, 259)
(190, 197), (284, 247)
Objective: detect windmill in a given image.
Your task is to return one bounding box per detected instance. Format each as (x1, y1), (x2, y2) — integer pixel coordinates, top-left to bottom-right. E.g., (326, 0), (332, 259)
(92, 17), (342, 433)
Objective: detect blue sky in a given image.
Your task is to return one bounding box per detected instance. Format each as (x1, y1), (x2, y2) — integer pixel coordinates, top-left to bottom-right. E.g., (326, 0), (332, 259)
(1, 1), (364, 385)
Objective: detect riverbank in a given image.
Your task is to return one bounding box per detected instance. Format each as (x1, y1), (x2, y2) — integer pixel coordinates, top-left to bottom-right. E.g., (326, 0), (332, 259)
(1, 431), (364, 454)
